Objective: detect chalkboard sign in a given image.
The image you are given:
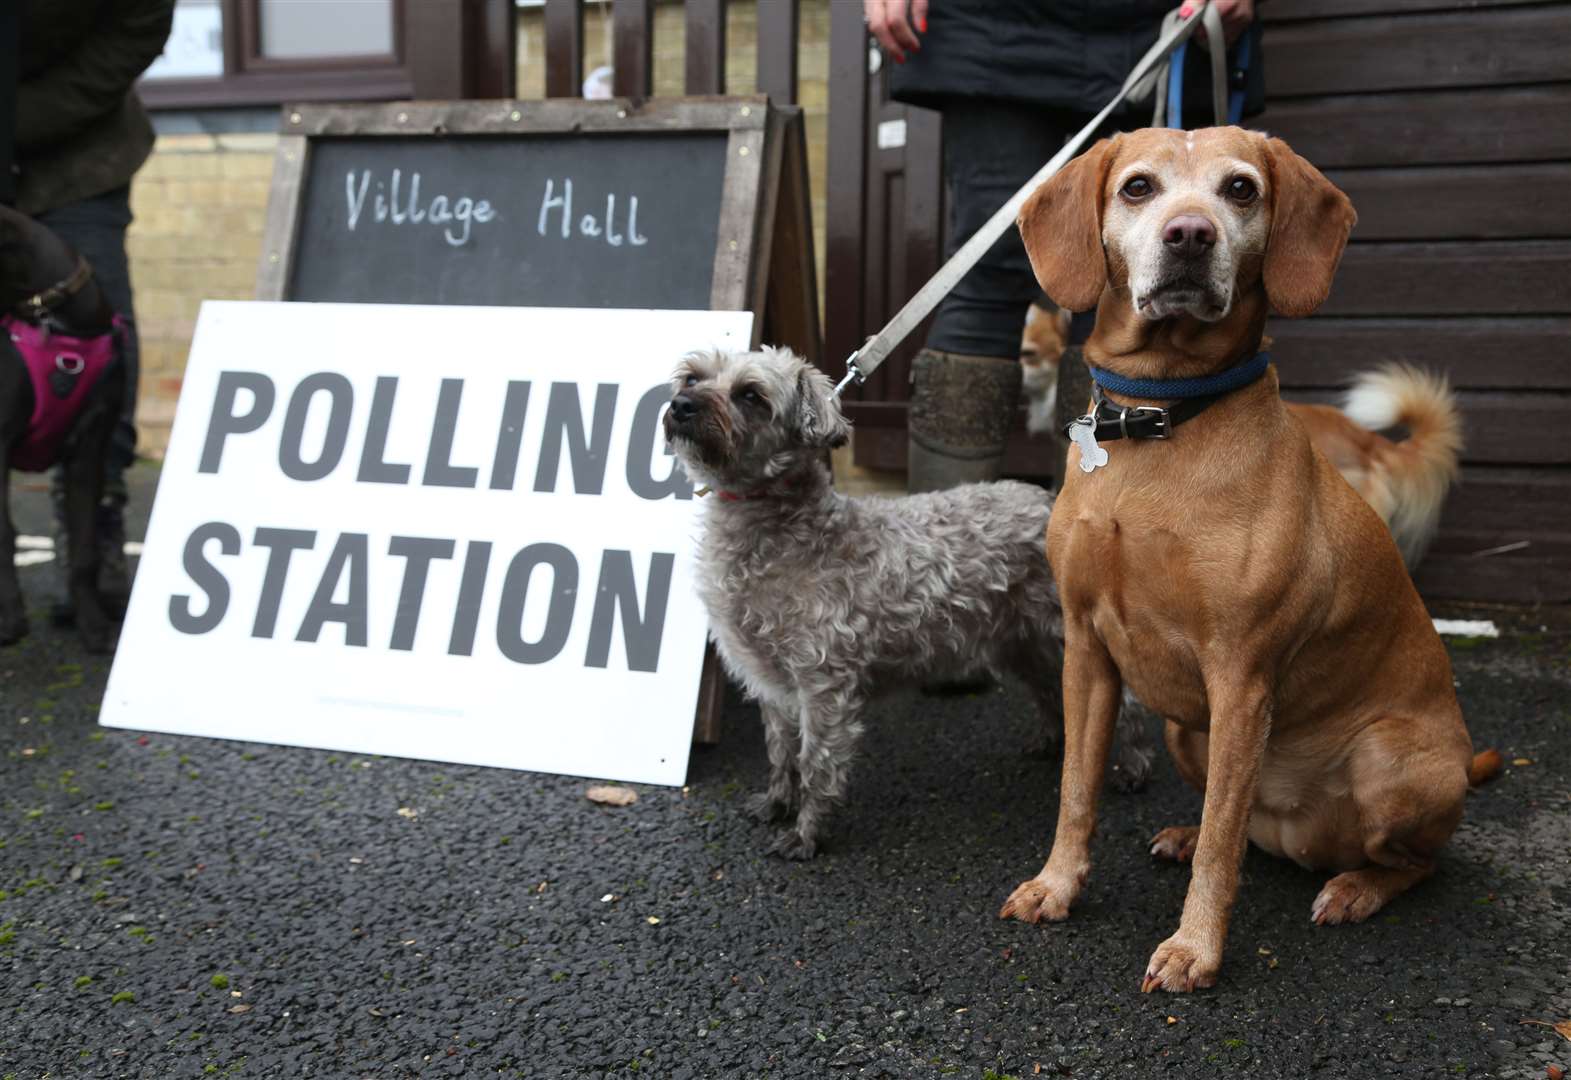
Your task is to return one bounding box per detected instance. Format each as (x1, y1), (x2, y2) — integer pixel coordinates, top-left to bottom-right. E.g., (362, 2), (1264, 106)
(288, 132), (729, 308)
(256, 97), (822, 744)
(257, 98), (807, 324)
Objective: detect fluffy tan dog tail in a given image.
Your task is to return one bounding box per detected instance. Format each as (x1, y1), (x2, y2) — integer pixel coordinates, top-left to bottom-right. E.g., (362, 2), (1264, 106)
(1342, 363), (1463, 568)
(1468, 748), (1503, 789)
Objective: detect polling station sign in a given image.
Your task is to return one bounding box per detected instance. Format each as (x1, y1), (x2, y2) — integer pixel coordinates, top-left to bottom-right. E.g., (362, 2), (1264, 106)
(102, 301), (753, 786)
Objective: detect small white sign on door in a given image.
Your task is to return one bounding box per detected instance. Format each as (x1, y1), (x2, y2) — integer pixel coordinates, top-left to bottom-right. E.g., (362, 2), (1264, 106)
(102, 301), (753, 786)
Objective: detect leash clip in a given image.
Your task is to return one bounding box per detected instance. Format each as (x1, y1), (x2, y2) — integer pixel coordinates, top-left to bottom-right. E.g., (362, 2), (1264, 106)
(831, 348), (866, 399)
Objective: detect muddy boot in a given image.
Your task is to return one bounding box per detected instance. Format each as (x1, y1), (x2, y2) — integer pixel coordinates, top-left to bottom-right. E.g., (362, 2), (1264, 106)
(907, 348), (1023, 494)
(909, 348), (1021, 695)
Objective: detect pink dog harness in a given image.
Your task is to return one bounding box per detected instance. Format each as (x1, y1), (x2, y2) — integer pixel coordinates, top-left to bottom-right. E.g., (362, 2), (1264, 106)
(4, 314), (122, 472)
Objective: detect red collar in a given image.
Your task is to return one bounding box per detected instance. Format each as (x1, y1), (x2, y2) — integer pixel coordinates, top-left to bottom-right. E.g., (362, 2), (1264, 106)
(715, 487), (779, 502)
(708, 475), (807, 502)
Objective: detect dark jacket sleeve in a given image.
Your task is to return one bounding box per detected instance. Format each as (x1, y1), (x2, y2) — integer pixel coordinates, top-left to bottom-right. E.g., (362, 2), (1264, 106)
(16, 0), (175, 151)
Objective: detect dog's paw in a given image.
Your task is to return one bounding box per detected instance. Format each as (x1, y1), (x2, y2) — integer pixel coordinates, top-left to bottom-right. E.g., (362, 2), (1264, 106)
(768, 828), (818, 861)
(1150, 825), (1200, 863)
(998, 877), (1073, 924)
(1311, 870), (1392, 926)
(0, 610), (29, 646)
(745, 792), (791, 824)
(1141, 933), (1220, 993)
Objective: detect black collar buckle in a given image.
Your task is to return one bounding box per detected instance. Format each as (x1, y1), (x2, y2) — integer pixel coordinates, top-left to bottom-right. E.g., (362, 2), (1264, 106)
(1092, 384), (1174, 442)
(1120, 404), (1170, 440)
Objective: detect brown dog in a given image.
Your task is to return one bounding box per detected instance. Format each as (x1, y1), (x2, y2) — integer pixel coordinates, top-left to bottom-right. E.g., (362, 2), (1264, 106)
(999, 126), (1493, 992)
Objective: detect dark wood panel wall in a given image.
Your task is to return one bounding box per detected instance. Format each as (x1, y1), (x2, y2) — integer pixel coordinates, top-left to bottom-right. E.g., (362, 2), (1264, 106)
(1260, 0), (1571, 604)
(822, 0), (1571, 605)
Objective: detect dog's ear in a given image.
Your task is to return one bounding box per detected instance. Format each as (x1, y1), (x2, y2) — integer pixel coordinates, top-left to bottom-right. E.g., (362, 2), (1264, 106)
(1017, 138), (1117, 312)
(1260, 137), (1357, 317)
(793, 358), (851, 449)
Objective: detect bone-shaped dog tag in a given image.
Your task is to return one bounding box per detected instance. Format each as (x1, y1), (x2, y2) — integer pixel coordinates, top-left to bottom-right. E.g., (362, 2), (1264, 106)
(1067, 416), (1108, 473)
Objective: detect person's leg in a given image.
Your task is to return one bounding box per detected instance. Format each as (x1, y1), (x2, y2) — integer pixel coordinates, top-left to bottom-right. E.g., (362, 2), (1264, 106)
(36, 185), (138, 613)
(909, 101), (1069, 492)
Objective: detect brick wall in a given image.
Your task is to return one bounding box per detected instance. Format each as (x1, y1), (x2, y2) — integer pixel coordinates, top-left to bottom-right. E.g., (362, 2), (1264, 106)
(127, 0), (832, 458)
(126, 131), (277, 456)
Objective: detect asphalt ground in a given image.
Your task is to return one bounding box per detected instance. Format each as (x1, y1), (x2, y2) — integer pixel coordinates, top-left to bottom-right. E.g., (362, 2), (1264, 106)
(1, 461), (1568, 1080)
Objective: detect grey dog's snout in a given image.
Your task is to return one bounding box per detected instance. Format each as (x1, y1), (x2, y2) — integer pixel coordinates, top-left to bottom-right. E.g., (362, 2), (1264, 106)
(1162, 214), (1216, 257)
(669, 393), (699, 424)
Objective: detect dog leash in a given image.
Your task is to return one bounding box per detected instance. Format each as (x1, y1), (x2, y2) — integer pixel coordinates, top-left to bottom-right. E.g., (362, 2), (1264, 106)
(830, 1), (1227, 400)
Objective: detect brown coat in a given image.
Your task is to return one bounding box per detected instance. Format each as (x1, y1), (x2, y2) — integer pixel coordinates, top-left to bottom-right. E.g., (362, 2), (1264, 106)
(15, 0), (174, 215)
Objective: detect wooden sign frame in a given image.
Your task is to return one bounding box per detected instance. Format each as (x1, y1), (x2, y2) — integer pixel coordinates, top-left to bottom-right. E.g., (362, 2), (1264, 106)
(255, 95), (821, 744)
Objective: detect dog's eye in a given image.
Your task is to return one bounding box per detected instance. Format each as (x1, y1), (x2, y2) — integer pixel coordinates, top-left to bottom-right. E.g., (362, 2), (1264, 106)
(683, 374), (699, 387)
(738, 388), (763, 406)
(1121, 177), (1153, 200)
(1225, 177), (1258, 204)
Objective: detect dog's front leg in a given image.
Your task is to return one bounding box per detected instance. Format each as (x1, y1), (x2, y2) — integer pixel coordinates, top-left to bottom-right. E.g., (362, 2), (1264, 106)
(770, 688), (864, 860)
(62, 432), (115, 653)
(1142, 679), (1272, 993)
(0, 450), (27, 645)
(747, 702), (800, 823)
(1001, 624), (1121, 922)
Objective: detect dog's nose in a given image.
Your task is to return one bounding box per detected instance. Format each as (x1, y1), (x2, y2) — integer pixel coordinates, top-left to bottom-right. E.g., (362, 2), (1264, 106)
(669, 393), (699, 424)
(1162, 214), (1216, 257)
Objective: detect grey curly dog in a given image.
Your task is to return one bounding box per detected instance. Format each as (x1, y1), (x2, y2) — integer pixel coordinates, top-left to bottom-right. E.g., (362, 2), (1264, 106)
(663, 346), (1155, 859)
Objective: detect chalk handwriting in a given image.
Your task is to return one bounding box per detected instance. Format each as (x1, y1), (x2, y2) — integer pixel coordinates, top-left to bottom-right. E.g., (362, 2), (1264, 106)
(344, 169), (497, 247)
(537, 179), (649, 247)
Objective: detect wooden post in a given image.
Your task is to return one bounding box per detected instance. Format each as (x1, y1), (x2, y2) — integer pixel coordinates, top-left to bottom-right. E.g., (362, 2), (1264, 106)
(472, 0), (518, 99)
(756, 0), (799, 105)
(407, 0), (470, 98)
(684, 0), (726, 95)
(612, 0), (654, 99)
(543, 0), (584, 99)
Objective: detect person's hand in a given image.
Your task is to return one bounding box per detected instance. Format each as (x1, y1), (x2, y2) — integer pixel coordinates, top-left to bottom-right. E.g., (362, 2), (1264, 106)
(1180, 0), (1254, 45)
(864, 0), (928, 64)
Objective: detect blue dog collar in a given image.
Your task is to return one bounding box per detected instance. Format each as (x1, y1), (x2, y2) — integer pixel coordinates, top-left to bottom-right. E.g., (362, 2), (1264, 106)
(1064, 351), (1273, 448)
(1088, 351), (1272, 401)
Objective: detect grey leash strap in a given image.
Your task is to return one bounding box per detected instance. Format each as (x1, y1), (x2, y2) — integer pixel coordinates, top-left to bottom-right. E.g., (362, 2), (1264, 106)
(831, 1), (1211, 399)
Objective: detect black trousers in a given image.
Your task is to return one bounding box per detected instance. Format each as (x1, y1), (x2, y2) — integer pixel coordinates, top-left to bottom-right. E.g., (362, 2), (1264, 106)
(925, 101), (1129, 358)
(37, 184), (139, 488)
